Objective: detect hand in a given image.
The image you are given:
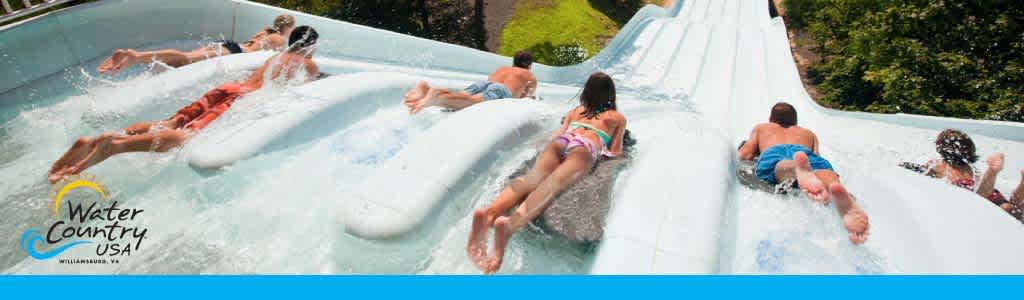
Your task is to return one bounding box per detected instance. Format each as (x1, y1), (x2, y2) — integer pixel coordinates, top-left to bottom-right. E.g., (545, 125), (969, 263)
(987, 153), (1005, 173)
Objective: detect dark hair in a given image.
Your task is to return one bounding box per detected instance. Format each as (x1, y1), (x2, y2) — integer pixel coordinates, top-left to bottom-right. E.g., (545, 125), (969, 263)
(287, 26), (318, 52)
(935, 129), (978, 166)
(579, 72), (616, 119)
(769, 102), (797, 127)
(513, 51), (533, 69)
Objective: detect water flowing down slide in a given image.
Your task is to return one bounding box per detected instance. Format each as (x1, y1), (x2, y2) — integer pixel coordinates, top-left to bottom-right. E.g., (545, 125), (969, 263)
(1, 0), (1022, 274)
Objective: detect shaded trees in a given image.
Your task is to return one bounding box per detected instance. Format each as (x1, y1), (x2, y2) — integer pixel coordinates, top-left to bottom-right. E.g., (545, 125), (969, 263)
(786, 0), (1024, 122)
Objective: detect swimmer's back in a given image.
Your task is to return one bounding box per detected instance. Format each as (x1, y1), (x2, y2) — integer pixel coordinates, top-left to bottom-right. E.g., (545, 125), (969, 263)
(488, 66), (535, 98)
(242, 52), (318, 88)
(753, 122), (818, 153)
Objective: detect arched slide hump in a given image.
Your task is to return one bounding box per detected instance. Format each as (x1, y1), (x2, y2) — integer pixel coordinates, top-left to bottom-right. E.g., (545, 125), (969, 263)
(187, 72), (469, 169)
(342, 100), (550, 239)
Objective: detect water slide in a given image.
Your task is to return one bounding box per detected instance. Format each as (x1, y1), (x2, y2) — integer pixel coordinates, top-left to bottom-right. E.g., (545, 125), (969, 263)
(1, 0), (1022, 274)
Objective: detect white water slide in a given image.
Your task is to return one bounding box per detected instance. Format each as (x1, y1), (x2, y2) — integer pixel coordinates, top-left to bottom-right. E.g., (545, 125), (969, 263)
(1, 0), (1022, 274)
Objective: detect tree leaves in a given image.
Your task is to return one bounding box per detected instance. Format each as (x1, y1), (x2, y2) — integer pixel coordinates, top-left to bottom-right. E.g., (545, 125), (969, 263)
(785, 0), (1024, 122)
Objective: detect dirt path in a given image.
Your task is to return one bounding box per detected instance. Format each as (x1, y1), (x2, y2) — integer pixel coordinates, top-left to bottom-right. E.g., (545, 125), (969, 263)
(479, 0), (516, 52)
(773, 0), (824, 102)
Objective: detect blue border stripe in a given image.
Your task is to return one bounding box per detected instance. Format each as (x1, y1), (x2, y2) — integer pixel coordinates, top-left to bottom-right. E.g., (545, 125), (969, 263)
(1, 275), (1022, 298)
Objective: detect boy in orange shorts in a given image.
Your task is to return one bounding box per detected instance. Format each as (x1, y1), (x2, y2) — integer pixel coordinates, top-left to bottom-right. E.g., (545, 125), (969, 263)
(48, 26), (320, 183)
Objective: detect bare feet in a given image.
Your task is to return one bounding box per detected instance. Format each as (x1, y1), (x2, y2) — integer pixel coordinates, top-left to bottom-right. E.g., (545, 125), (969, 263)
(409, 88), (440, 114)
(48, 137), (95, 183)
(404, 81), (429, 108)
(70, 133), (117, 176)
(466, 208), (491, 271)
(794, 152), (829, 203)
(97, 49), (138, 75)
(831, 183), (869, 244)
(47, 133), (117, 183)
(987, 152), (1005, 173)
(485, 216), (513, 274)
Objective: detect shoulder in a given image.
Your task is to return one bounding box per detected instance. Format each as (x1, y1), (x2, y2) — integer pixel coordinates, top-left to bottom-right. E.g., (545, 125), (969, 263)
(798, 126), (818, 138)
(566, 106), (583, 117)
(610, 110), (626, 122)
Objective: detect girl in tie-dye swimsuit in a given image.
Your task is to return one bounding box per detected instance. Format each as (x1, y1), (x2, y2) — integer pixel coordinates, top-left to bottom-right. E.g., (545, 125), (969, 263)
(466, 72), (627, 274)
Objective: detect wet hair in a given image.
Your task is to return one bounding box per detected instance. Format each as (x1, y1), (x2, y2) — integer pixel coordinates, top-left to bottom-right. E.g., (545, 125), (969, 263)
(935, 129), (978, 166)
(287, 26), (318, 52)
(579, 72), (616, 119)
(769, 102), (798, 128)
(513, 51), (533, 69)
(265, 15), (295, 34)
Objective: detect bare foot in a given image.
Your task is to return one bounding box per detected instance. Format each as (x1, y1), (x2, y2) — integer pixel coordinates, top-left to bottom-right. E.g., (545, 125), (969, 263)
(61, 133), (118, 180)
(404, 81), (429, 108)
(409, 88), (440, 114)
(831, 183), (869, 244)
(987, 152), (1005, 173)
(466, 208), (491, 271)
(97, 49), (138, 75)
(485, 216), (513, 274)
(48, 137), (95, 183)
(794, 152), (829, 203)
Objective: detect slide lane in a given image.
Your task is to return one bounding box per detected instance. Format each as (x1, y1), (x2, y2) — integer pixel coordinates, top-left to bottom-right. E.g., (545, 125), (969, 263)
(591, 109), (730, 274)
(689, 24), (738, 131)
(715, 16), (1024, 273)
(628, 20), (688, 91)
(342, 100), (553, 239)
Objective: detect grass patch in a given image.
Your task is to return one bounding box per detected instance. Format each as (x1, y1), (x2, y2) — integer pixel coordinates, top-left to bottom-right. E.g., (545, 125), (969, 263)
(499, 0), (618, 66)
(499, 0), (663, 66)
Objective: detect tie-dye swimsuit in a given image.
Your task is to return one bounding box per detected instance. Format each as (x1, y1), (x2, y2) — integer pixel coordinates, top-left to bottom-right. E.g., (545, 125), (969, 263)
(554, 121), (613, 161)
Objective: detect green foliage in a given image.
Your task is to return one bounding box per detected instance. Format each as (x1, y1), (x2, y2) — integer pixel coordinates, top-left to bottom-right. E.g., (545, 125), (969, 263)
(785, 0), (1024, 122)
(253, 0), (486, 50)
(500, 0), (620, 66)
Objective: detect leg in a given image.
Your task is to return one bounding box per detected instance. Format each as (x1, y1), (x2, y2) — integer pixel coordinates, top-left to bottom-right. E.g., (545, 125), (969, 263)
(487, 149), (593, 274)
(1012, 168), (1024, 208)
(98, 48), (204, 74)
(409, 88), (483, 114)
(775, 152), (829, 202)
(815, 170), (869, 244)
(48, 128), (189, 183)
(467, 141), (564, 270)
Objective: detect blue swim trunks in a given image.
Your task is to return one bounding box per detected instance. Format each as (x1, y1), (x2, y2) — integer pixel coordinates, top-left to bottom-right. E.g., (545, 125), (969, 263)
(755, 144), (834, 184)
(464, 81), (513, 101)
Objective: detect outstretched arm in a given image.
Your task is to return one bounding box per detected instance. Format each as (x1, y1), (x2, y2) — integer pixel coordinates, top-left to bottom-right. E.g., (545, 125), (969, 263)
(524, 76), (538, 98)
(606, 117), (627, 158)
(811, 134), (821, 155)
(304, 60), (320, 82)
(738, 126), (759, 161)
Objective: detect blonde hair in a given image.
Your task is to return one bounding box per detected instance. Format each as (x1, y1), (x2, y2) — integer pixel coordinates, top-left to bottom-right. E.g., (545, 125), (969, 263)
(265, 14), (295, 34)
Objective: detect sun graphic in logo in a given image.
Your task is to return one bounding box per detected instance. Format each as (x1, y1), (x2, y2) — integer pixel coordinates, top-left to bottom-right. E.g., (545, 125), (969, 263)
(51, 174), (109, 215)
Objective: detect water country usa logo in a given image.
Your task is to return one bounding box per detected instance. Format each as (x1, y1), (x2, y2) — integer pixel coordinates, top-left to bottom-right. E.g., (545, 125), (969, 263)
(19, 174), (149, 264)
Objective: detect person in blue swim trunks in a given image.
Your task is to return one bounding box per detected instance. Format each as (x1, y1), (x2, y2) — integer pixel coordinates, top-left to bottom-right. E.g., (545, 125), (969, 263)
(738, 102), (870, 244)
(404, 51), (537, 114)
